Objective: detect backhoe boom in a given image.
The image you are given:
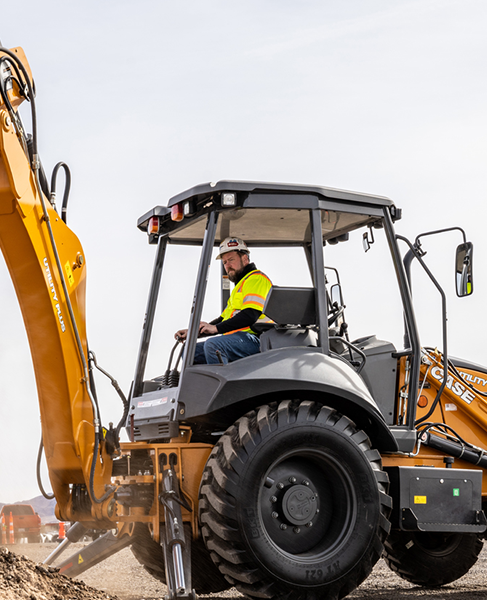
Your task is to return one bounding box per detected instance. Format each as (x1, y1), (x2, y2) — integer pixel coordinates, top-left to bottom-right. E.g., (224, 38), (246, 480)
(0, 45), (112, 520)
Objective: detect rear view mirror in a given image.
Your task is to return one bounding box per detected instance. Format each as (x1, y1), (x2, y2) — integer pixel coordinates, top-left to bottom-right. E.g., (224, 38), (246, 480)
(362, 228), (374, 253)
(330, 283), (343, 307)
(455, 242), (473, 297)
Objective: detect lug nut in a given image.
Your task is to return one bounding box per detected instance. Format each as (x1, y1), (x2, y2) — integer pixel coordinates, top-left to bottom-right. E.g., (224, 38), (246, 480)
(280, 523), (287, 530)
(302, 480), (310, 486)
(306, 521), (313, 528)
(271, 511), (279, 519)
(277, 482), (284, 490)
(289, 476), (297, 484)
(293, 527), (300, 534)
(270, 496), (277, 503)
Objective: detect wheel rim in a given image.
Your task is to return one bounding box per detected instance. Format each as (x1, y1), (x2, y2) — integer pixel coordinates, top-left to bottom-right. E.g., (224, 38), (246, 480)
(412, 532), (463, 557)
(259, 448), (358, 558)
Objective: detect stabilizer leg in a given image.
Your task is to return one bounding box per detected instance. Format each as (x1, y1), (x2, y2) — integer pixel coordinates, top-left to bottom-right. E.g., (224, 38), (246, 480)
(55, 530), (133, 577)
(43, 521), (87, 566)
(160, 453), (196, 600)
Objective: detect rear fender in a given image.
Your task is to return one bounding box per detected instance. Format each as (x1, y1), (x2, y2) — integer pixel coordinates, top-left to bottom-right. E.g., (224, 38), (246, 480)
(180, 347), (398, 451)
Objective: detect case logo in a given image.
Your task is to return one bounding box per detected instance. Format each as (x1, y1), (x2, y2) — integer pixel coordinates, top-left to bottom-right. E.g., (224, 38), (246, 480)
(459, 371), (487, 388)
(430, 367), (476, 404)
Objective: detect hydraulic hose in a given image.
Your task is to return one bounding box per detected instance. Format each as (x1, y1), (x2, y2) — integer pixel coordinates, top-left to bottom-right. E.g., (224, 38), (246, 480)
(36, 437), (55, 500)
(0, 47), (36, 154)
(50, 161), (71, 224)
(89, 351), (128, 438)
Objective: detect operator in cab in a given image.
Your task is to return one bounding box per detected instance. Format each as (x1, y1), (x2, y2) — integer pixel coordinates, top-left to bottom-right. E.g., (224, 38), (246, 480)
(175, 237), (272, 364)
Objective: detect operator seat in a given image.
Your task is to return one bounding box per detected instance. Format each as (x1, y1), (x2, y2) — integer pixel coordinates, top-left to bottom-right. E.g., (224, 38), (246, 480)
(259, 286), (318, 351)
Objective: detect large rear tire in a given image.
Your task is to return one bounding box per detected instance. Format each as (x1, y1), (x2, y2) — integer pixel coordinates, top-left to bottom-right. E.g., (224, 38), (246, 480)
(130, 522), (230, 594)
(199, 400), (391, 600)
(383, 530), (483, 586)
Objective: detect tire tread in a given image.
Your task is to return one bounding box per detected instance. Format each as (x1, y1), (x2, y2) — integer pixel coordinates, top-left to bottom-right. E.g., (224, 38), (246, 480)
(199, 400), (391, 600)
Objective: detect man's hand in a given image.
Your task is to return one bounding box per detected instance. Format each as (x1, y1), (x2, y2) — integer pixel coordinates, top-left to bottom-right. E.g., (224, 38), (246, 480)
(199, 322), (218, 336)
(175, 322), (218, 341)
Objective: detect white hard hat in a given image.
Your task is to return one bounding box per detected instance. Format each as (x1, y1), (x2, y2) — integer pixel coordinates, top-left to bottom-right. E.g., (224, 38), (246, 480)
(216, 237), (249, 260)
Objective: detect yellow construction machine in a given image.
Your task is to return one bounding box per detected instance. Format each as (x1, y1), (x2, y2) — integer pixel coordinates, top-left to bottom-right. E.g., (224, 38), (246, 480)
(1, 43), (486, 600)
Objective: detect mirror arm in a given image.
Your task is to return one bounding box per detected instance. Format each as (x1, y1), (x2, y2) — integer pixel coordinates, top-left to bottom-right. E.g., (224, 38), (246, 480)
(396, 234), (449, 426)
(415, 226), (467, 247)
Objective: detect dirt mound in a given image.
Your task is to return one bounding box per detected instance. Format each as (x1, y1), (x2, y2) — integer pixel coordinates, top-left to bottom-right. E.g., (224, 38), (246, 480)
(0, 546), (119, 600)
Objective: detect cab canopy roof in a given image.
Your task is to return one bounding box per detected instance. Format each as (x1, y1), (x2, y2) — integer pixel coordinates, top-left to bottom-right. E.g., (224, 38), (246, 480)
(138, 180), (399, 246)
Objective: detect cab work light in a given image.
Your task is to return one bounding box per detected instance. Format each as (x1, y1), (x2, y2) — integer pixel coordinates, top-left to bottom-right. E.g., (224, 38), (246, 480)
(183, 200), (195, 216)
(171, 203), (184, 222)
(221, 192), (236, 207)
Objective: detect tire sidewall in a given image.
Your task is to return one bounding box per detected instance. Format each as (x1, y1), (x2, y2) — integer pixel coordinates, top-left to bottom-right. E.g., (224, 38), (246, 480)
(235, 419), (381, 588)
(384, 530), (483, 586)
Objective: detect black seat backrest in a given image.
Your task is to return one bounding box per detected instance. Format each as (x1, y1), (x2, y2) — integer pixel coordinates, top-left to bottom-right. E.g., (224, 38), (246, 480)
(263, 286), (316, 326)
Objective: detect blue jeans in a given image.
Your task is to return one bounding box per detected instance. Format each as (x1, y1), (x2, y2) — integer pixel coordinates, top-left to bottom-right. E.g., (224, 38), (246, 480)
(193, 331), (260, 364)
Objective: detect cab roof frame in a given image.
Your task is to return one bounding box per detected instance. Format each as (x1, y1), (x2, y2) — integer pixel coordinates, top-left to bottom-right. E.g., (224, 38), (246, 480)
(137, 180), (400, 246)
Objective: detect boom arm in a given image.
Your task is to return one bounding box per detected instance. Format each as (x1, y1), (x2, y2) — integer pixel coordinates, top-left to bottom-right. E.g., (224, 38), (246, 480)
(0, 46), (113, 521)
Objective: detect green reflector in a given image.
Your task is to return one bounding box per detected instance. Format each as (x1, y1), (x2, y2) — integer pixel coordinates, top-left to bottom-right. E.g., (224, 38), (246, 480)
(453, 488), (460, 497)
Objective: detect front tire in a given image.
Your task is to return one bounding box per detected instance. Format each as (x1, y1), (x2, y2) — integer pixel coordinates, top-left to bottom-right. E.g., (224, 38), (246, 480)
(383, 530), (483, 586)
(199, 400), (391, 600)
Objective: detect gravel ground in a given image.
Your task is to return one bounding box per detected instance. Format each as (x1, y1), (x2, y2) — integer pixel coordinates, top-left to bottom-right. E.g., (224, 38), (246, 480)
(4, 541), (487, 600)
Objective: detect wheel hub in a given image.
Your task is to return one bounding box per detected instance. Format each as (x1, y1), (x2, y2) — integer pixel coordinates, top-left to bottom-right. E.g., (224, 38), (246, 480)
(260, 461), (332, 554)
(281, 485), (318, 526)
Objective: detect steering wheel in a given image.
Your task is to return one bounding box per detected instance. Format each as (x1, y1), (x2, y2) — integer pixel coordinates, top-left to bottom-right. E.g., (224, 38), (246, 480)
(327, 303), (345, 327)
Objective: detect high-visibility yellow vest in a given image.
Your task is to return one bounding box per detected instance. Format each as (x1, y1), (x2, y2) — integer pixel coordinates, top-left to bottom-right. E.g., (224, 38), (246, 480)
(221, 270), (272, 334)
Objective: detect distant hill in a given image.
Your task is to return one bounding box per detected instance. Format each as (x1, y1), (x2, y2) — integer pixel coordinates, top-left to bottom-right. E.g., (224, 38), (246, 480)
(0, 495), (57, 523)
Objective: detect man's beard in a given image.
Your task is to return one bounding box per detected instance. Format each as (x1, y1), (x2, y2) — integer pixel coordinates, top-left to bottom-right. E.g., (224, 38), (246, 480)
(228, 265), (245, 283)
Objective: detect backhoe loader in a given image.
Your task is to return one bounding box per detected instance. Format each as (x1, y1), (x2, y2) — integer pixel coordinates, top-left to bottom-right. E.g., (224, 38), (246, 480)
(1, 42), (487, 600)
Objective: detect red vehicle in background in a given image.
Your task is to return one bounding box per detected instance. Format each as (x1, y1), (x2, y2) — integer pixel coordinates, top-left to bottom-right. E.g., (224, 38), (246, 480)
(0, 504), (41, 543)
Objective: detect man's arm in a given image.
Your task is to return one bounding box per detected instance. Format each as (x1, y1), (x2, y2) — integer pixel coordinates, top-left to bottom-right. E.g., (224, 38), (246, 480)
(198, 308), (262, 336)
(214, 308), (261, 334)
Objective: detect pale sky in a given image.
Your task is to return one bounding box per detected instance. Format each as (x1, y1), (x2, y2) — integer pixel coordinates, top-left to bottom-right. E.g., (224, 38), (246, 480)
(1, 0), (487, 501)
